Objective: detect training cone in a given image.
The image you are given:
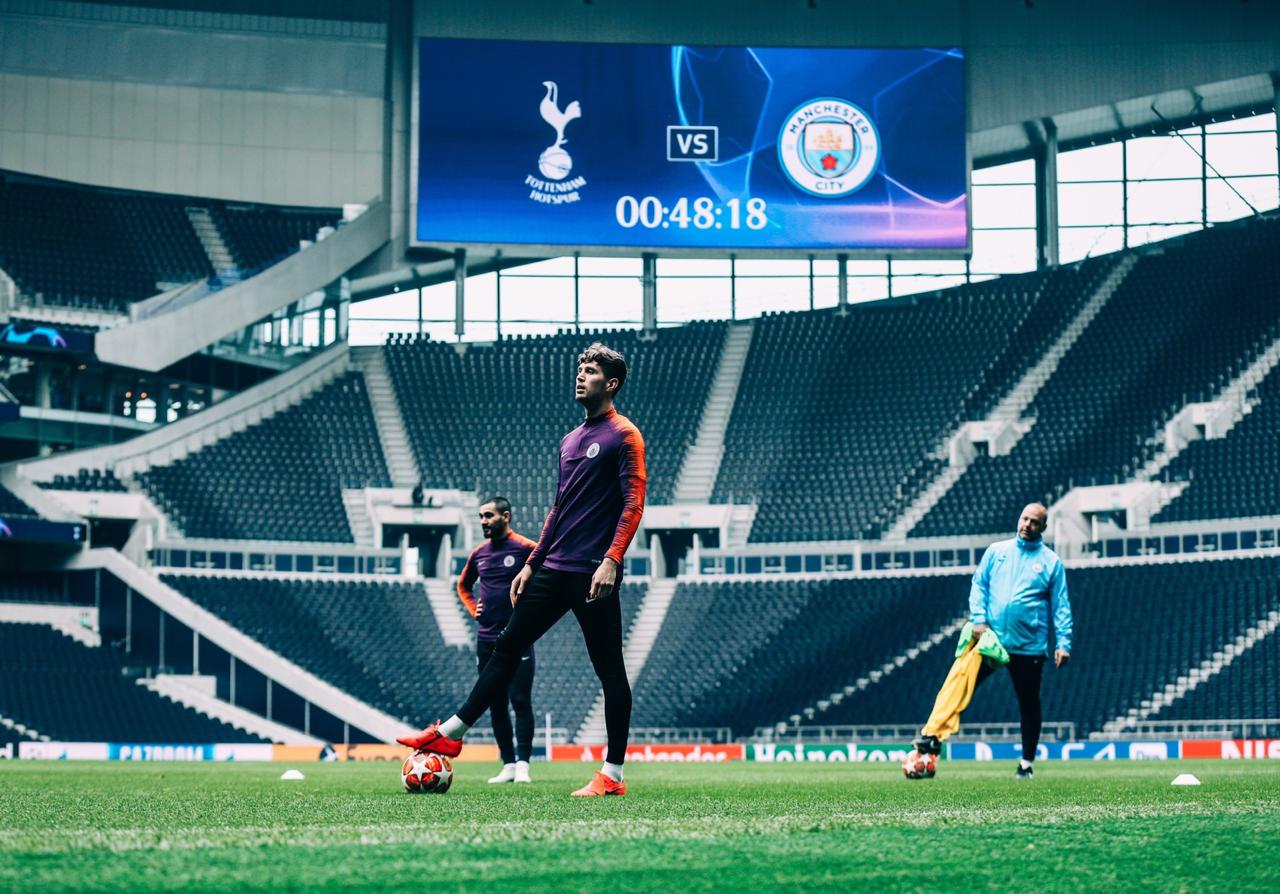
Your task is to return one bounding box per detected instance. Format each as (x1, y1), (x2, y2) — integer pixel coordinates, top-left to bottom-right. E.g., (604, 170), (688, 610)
(280, 769), (305, 781)
(1171, 773), (1200, 786)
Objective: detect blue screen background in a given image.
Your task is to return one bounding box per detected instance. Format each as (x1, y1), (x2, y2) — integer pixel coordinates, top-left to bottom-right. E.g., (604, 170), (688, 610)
(417, 40), (966, 251)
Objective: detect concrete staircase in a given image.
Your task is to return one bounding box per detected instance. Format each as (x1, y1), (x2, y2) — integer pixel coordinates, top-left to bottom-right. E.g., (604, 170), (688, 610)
(185, 206), (237, 276)
(341, 489), (375, 547)
(575, 578), (678, 743)
(140, 673), (324, 744)
(884, 254), (1138, 540)
(726, 503), (759, 548)
(421, 578), (474, 648)
(1096, 604), (1280, 739)
(352, 346), (420, 487)
(672, 321), (754, 504)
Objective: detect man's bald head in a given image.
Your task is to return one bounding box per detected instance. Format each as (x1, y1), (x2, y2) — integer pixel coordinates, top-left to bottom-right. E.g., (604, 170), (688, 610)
(1018, 503), (1048, 541)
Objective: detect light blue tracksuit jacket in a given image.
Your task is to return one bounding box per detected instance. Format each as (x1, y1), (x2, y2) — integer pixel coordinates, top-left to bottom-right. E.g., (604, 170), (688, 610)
(969, 537), (1073, 656)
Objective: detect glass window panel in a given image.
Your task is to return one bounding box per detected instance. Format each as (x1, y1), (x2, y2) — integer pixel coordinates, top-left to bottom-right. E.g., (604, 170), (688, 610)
(1207, 176), (1280, 222)
(1058, 182), (1124, 226)
(734, 258), (812, 276)
(350, 290), (418, 320)
(578, 257), (641, 276)
(1205, 131), (1278, 176)
(1126, 134), (1203, 180)
(892, 275), (967, 297)
(734, 277), (810, 318)
(1058, 226), (1125, 263)
(657, 276), (731, 322)
(812, 275), (841, 308)
(1126, 223), (1202, 248)
(462, 322), (498, 342)
(502, 256), (575, 276)
(656, 258), (731, 276)
(578, 276), (642, 322)
(420, 280), (456, 319)
(464, 272), (497, 322)
(972, 158), (1035, 185)
(844, 259), (889, 275)
(1126, 179), (1202, 224)
(812, 259), (840, 276)
(1058, 142), (1123, 182)
(969, 228), (1037, 273)
(971, 184), (1036, 229)
(499, 322), (568, 338)
(1206, 113), (1275, 134)
(499, 276), (574, 324)
(892, 259), (967, 275)
(348, 319), (426, 345)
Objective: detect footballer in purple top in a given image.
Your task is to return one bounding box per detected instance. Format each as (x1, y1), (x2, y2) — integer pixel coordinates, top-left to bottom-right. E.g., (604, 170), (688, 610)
(456, 497), (537, 783)
(400, 343), (645, 797)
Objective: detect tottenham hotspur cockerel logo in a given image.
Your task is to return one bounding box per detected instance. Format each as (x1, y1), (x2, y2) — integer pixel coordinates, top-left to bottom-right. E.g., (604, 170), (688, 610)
(526, 81), (587, 205)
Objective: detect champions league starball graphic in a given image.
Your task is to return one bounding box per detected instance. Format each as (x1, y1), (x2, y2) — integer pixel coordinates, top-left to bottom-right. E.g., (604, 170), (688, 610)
(416, 40), (965, 250)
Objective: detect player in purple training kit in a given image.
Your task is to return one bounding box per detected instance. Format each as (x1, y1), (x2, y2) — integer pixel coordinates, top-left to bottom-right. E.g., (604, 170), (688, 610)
(400, 343), (646, 796)
(456, 496), (538, 784)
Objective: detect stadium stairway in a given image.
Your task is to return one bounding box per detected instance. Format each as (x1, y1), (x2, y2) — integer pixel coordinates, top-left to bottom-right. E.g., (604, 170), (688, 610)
(672, 321), (755, 504)
(351, 345), (421, 487)
(422, 577), (474, 648)
(883, 255), (1137, 540)
(576, 578), (677, 742)
(185, 206), (236, 276)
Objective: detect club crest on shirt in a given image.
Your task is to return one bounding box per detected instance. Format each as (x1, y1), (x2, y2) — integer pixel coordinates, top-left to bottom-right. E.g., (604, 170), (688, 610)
(503, 555), (516, 568)
(1032, 562), (1044, 573)
(586, 442), (600, 458)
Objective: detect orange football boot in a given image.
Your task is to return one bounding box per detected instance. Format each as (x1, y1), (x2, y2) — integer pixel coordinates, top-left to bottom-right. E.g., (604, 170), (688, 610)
(570, 771), (626, 797)
(395, 720), (464, 756)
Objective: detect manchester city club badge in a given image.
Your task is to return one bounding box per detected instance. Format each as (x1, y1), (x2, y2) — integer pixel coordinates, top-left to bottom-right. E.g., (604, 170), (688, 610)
(778, 98), (881, 198)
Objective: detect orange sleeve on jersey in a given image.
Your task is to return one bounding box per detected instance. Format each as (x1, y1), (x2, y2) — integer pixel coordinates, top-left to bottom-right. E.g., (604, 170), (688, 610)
(456, 549), (479, 618)
(605, 424), (647, 566)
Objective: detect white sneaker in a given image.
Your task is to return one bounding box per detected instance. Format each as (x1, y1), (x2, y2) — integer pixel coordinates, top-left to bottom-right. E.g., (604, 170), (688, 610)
(514, 761), (532, 784)
(488, 763), (516, 784)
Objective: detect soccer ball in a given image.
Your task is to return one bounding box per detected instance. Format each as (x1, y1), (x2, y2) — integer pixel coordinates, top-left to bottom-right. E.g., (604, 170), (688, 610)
(401, 750), (454, 793)
(901, 748), (937, 780)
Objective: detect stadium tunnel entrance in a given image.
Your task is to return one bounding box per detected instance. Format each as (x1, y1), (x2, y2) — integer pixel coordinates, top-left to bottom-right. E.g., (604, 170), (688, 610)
(649, 527), (719, 578)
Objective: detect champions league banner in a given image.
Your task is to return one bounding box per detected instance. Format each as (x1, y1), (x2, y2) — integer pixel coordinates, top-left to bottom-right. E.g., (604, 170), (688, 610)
(415, 39), (967, 253)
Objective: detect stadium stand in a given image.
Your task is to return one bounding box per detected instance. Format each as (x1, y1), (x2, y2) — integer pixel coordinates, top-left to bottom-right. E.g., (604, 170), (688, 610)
(162, 572), (644, 737)
(0, 572), (84, 605)
(384, 322), (724, 522)
(0, 170), (341, 312)
(915, 218), (1280, 536)
(1157, 615), (1280, 731)
(1152, 359), (1280, 522)
(0, 482), (39, 518)
(0, 622), (265, 743)
(139, 373), (389, 542)
(807, 556), (1280, 736)
(709, 266), (1116, 542)
(39, 469), (129, 493)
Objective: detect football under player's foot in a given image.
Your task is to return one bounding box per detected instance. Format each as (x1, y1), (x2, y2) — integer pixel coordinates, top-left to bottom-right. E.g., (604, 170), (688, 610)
(396, 719), (464, 756)
(514, 760), (532, 784)
(488, 763), (517, 784)
(1014, 761), (1034, 780)
(912, 733), (942, 756)
(570, 771), (626, 797)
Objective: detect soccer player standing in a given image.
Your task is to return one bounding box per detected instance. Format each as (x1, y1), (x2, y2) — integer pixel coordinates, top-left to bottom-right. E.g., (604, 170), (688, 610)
(400, 343), (645, 796)
(456, 497), (537, 784)
(913, 503), (1072, 779)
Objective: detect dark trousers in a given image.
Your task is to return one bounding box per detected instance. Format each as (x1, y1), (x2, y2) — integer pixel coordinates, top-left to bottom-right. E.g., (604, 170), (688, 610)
(976, 653), (1046, 762)
(457, 567), (632, 765)
(476, 639), (535, 764)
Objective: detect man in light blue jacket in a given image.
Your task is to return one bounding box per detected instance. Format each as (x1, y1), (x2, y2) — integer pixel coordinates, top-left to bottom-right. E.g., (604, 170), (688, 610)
(913, 503), (1073, 779)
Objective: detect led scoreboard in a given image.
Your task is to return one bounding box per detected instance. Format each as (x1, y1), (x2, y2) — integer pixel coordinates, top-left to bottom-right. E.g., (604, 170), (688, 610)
(414, 39), (967, 254)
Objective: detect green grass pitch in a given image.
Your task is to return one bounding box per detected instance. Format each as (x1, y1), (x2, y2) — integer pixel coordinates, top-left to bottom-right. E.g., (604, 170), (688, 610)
(1, 760), (1277, 892)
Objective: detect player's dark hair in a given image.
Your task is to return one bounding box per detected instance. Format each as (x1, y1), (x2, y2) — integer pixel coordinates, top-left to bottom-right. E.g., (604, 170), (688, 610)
(481, 496), (512, 516)
(578, 343), (628, 395)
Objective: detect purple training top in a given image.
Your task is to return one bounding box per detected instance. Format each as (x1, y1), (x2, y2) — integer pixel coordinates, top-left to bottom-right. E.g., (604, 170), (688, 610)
(528, 406), (647, 575)
(457, 531), (536, 642)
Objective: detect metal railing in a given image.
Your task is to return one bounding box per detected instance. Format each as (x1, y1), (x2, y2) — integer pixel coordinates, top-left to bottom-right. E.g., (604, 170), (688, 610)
(753, 722), (1077, 744)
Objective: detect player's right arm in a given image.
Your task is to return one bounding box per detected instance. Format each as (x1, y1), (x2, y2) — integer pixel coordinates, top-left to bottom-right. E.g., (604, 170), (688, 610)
(969, 546), (994, 631)
(457, 548), (480, 619)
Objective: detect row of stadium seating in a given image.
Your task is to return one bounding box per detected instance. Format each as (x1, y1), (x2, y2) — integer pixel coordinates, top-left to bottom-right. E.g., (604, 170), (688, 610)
(0, 170), (340, 312)
(915, 218), (1280, 536)
(159, 573), (644, 736)
(39, 468), (129, 493)
(0, 482), (38, 519)
(384, 322), (724, 522)
(139, 373), (389, 542)
(0, 622), (263, 744)
(0, 572), (85, 604)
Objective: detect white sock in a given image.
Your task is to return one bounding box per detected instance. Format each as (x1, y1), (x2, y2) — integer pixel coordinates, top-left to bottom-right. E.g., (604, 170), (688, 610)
(516, 760), (530, 770)
(601, 761), (624, 782)
(1020, 758), (1034, 770)
(439, 715), (469, 739)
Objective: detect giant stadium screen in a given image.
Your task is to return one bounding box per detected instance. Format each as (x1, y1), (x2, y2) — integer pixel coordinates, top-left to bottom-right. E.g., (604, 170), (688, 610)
(413, 39), (968, 255)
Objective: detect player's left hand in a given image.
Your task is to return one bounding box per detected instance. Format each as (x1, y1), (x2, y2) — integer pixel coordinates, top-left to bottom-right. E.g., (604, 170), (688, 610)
(588, 558), (618, 602)
(1054, 649), (1070, 668)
